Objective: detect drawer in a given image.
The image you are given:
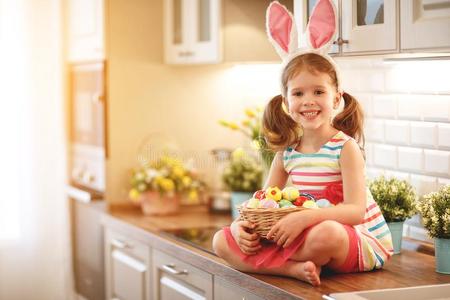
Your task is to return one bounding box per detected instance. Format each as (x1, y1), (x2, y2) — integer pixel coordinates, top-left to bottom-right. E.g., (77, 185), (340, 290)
(106, 228), (149, 262)
(153, 249), (213, 299)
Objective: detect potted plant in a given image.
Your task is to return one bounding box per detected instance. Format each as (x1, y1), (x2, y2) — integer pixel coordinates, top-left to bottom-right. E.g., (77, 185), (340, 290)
(417, 184), (450, 274)
(219, 106), (275, 172)
(128, 155), (205, 215)
(368, 176), (417, 254)
(222, 148), (263, 219)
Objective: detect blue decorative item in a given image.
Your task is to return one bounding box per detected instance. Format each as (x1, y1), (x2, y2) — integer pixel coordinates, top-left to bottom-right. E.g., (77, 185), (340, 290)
(230, 192), (253, 220)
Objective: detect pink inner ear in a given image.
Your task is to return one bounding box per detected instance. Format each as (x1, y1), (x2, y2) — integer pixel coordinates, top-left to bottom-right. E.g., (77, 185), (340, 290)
(309, 0), (336, 49)
(269, 3), (292, 53)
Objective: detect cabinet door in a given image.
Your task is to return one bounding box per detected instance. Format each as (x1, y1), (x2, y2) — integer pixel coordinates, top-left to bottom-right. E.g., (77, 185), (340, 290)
(164, 0), (221, 64)
(105, 229), (151, 300)
(294, 0), (339, 54)
(152, 249), (213, 300)
(67, 0), (105, 62)
(214, 277), (265, 300)
(341, 0), (398, 54)
(401, 0), (450, 51)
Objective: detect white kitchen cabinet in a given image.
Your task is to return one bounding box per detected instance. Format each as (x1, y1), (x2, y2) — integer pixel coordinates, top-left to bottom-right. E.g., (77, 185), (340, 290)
(214, 277), (264, 300)
(400, 0), (450, 51)
(152, 249), (213, 300)
(67, 0), (105, 62)
(105, 228), (151, 300)
(341, 0), (398, 54)
(163, 0), (221, 64)
(294, 0), (398, 55)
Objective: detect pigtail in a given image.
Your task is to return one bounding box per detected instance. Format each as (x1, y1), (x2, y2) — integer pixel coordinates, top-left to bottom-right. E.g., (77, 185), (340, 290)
(333, 92), (366, 152)
(262, 95), (300, 151)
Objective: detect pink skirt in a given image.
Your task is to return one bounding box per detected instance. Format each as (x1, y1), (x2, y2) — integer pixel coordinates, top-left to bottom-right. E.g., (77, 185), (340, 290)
(223, 224), (359, 272)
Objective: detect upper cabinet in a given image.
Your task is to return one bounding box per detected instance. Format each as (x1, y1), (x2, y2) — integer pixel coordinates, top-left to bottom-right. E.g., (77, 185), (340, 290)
(294, 0), (450, 56)
(164, 0), (221, 64)
(400, 0), (450, 51)
(341, 0), (398, 54)
(67, 0), (105, 62)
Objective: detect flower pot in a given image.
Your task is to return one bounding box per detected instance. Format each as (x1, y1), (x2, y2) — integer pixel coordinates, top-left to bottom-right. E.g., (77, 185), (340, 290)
(435, 238), (450, 274)
(230, 191), (253, 220)
(140, 191), (180, 216)
(387, 221), (404, 254)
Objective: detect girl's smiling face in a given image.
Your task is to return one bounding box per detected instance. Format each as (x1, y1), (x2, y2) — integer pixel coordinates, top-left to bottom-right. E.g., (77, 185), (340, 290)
(286, 69), (340, 131)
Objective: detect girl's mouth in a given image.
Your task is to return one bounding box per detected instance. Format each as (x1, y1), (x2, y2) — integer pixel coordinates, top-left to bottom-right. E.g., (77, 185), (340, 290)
(300, 110), (320, 120)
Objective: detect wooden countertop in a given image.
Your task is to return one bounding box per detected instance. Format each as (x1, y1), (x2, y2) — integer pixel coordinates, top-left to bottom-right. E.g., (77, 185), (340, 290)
(101, 204), (450, 300)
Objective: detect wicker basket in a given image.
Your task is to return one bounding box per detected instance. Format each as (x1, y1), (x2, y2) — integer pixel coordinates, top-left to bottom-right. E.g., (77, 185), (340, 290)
(237, 206), (308, 239)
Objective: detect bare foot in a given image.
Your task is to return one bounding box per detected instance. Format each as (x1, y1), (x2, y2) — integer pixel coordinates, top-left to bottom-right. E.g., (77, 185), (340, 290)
(293, 261), (321, 286)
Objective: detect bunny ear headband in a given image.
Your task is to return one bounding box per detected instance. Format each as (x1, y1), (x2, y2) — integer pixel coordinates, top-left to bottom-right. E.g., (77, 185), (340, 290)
(266, 0), (342, 96)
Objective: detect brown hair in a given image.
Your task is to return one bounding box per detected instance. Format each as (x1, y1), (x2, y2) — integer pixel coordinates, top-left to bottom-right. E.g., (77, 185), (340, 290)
(262, 53), (365, 151)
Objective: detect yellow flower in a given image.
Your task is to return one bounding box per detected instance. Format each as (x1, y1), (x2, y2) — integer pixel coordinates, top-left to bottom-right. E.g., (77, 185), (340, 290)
(188, 189), (198, 201)
(218, 119), (229, 127)
(182, 176), (192, 187)
(242, 119), (251, 127)
(159, 178), (175, 191)
(129, 188), (140, 200)
(172, 166), (185, 178)
(228, 122), (240, 130)
(231, 148), (246, 160)
(244, 108), (256, 118)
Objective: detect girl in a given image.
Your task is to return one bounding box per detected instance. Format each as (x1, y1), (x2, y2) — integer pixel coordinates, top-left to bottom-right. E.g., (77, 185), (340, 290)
(212, 0), (393, 286)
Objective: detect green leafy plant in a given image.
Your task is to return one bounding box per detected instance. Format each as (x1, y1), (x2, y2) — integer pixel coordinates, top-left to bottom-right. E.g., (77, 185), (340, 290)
(417, 185), (450, 239)
(368, 176), (417, 222)
(128, 155), (205, 204)
(222, 148), (263, 192)
(219, 107), (274, 169)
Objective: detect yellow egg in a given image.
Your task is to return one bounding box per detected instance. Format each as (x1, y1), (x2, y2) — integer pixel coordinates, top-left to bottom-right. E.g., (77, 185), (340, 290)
(282, 187), (300, 201)
(265, 186), (282, 201)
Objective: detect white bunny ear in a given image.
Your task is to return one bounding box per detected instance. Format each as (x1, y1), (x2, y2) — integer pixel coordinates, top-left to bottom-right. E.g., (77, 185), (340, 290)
(306, 0), (337, 53)
(266, 1), (298, 59)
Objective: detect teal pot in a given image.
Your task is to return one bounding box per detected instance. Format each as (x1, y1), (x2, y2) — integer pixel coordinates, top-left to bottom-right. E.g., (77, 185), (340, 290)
(230, 192), (253, 220)
(435, 238), (450, 274)
(387, 221), (404, 254)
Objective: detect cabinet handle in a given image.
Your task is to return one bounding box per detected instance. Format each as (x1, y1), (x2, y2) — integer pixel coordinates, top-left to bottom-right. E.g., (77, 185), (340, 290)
(162, 263), (188, 275)
(178, 50), (194, 57)
(111, 238), (131, 249)
(333, 37), (349, 46)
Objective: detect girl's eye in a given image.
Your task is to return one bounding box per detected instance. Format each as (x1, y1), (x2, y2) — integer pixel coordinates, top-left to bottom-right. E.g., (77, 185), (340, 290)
(293, 91), (303, 97)
(315, 90), (324, 95)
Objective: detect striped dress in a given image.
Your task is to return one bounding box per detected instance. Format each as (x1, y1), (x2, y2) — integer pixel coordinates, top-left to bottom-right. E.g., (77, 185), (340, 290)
(283, 131), (394, 271)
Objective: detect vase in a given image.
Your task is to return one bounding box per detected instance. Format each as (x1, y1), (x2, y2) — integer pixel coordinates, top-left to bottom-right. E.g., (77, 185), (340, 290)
(230, 191), (253, 220)
(435, 238), (450, 274)
(140, 191), (180, 216)
(387, 221), (404, 254)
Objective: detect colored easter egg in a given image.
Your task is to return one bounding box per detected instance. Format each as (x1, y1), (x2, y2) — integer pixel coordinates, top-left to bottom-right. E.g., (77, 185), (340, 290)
(282, 187), (300, 201)
(265, 186), (282, 201)
(253, 190), (266, 200)
(316, 198), (331, 208)
(246, 198), (260, 208)
(279, 199), (294, 208)
(302, 200), (318, 209)
(259, 199), (279, 208)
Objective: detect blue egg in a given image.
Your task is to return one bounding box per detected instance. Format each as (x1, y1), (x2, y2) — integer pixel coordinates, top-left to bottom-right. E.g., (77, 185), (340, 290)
(316, 198), (331, 208)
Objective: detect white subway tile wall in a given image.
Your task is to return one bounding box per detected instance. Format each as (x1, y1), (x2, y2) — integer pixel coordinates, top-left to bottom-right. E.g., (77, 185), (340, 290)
(337, 58), (450, 197)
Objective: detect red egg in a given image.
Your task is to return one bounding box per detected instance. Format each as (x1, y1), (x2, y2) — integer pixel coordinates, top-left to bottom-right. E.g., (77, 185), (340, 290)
(293, 195), (310, 206)
(253, 190), (266, 200)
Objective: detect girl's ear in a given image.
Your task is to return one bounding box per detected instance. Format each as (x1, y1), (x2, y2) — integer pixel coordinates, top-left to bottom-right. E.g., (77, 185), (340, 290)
(306, 0), (337, 53)
(266, 1), (298, 59)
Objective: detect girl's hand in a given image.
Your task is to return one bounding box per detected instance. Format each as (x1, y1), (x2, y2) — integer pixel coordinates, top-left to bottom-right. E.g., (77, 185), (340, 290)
(230, 220), (261, 255)
(266, 210), (314, 248)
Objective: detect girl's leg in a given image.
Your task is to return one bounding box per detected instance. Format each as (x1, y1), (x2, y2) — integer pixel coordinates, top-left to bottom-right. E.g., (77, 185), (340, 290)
(289, 220), (350, 270)
(212, 230), (321, 286)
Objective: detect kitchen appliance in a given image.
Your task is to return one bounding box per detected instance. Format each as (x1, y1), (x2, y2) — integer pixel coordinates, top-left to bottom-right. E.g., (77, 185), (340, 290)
(160, 227), (221, 255)
(69, 61), (106, 196)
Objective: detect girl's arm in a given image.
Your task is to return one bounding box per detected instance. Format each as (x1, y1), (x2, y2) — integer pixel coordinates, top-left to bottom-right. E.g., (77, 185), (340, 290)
(305, 139), (367, 225)
(263, 151), (288, 189)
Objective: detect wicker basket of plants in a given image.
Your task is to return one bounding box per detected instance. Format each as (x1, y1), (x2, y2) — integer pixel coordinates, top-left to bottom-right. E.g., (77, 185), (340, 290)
(237, 186), (335, 239)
